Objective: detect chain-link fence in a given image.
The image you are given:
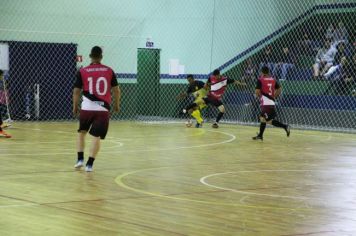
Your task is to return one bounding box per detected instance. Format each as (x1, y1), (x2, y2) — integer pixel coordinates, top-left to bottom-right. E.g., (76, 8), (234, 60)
(1, 0), (356, 132)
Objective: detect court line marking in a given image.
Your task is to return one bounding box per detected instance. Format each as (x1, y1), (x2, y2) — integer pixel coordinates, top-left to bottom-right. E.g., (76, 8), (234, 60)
(200, 171), (329, 200)
(0, 203), (39, 209)
(0, 129), (235, 156)
(0, 140), (123, 151)
(114, 167), (314, 211)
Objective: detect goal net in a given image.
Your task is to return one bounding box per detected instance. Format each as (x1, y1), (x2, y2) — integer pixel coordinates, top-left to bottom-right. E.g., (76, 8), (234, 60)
(1, 0), (356, 132)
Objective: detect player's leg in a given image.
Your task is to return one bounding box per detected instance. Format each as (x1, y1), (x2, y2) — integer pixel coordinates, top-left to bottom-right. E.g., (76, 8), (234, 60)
(265, 106), (290, 137)
(252, 116), (266, 141)
(85, 111), (110, 172)
(191, 109), (203, 127)
(313, 62), (320, 78)
(191, 97), (205, 127)
(85, 136), (101, 172)
(270, 119), (290, 137)
(253, 106), (275, 140)
(75, 110), (92, 168)
(0, 116), (11, 138)
(212, 103), (224, 128)
(75, 131), (87, 168)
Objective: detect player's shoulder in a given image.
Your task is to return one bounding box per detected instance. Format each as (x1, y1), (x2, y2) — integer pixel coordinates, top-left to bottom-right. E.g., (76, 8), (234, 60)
(100, 64), (114, 70)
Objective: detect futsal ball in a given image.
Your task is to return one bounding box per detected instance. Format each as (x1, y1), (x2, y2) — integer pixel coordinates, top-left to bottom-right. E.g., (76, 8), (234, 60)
(185, 120), (192, 127)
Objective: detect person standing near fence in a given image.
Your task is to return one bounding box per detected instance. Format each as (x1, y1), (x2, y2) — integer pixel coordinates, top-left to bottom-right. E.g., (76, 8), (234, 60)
(0, 70), (11, 138)
(252, 66), (290, 141)
(73, 46), (121, 172)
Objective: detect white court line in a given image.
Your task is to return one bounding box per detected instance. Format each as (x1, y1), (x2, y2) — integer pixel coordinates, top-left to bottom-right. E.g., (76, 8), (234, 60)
(0, 203), (39, 209)
(200, 170), (356, 200)
(0, 129), (236, 156)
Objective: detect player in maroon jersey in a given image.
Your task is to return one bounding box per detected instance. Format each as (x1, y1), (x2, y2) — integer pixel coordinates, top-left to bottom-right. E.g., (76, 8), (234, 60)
(73, 46), (121, 172)
(183, 69), (245, 128)
(204, 69), (245, 128)
(252, 66), (290, 140)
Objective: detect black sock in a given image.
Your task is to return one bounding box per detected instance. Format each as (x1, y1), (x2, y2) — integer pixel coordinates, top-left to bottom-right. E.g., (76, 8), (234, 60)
(185, 103), (197, 111)
(259, 122), (266, 137)
(77, 152), (84, 161)
(272, 120), (287, 129)
(216, 112), (224, 123)
(86, 157), (95, 166)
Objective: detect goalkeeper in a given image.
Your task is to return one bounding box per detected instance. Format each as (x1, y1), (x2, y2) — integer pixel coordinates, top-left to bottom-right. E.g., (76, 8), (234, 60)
(177, 74), (207, 128)
(0, 70), (11, 138)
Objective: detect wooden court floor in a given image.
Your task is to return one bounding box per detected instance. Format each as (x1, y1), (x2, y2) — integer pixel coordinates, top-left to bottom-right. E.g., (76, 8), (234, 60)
(1, 121), (356, 236)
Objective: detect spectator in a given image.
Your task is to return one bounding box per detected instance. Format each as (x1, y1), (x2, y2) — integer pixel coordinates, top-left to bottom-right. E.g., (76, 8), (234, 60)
(313, 39), (337, 79)
(343, 53), (356, 95)
(258, 45), (275, 74)
(241, 58), (257, 89)
(273, 46), (295, 81)
(333, 21), (348, 45)
(298, 31), (313, 55)
(325, 23), (335, 42)
(324, 53), (356, 95)
(324, 42), (351, 79)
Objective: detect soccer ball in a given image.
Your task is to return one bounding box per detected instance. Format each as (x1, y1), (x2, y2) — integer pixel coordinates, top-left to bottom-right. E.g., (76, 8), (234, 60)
(185, 120), (192, 127)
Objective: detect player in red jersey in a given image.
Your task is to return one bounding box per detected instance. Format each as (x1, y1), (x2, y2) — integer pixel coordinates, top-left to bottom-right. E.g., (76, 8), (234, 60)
(252, 66), (290, 141)
(73, 46), (121, 172)
(204, 69), (245, 128)
(184, 69), (244, 128)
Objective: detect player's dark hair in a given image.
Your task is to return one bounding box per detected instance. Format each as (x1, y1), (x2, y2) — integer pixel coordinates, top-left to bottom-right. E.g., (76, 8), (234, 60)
(90, 46), (103, 59)
(261, 66), (269, 75)
(213, 69), (220, 76)
(186, 74), (194, 79)
(0, 70), (3, 76)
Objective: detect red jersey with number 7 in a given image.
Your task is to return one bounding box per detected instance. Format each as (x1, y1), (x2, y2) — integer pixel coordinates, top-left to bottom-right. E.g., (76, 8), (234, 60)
(74, 63), (118, 111)
(256, 75), (280, 106)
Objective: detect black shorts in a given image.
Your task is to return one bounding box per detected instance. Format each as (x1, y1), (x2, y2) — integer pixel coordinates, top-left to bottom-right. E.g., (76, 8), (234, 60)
(78, 110), (110, 139)
(203, 96), (223, 107)
(260, 105), (276, 121)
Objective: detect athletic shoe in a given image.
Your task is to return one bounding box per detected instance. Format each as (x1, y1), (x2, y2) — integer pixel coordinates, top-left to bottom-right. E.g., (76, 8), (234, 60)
(74, 160), (84, 168)
(195, 123), (202, 128)
(286, 125), (291, 137)
(212, 123), (219, 128)
(0, 131), (11, 138)
(252, 135), (263, 141)
(85, 165), (93, 172)
(0, 122), (11, 129)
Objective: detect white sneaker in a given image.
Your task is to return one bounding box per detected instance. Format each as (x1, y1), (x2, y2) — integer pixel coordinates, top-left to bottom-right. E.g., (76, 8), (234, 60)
(85, 165), (93, 172)
(74, 160), (84, 168)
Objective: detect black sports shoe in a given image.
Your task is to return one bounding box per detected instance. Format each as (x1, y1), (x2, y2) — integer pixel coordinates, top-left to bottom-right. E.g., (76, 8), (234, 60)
(252, 135), (263, 141)
(212, 123), (219, 128)
(195, 123), (203, 128)
(286, 125), (290, 137)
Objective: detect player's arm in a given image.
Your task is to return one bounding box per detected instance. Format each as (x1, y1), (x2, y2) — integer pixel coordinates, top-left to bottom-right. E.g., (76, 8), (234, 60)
(72, 71), (82, 116)
(112, 85), (121, 113)
(274, 82), (282, 99)
(111, 72), (121, 113)
(225, 77), (246, 87)
(204, 77), (211, 90)
(255, 88), (262, 97)
(255, 79), (262, 97)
